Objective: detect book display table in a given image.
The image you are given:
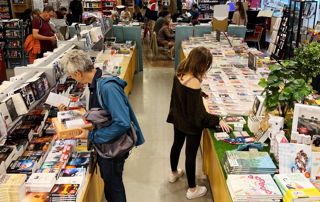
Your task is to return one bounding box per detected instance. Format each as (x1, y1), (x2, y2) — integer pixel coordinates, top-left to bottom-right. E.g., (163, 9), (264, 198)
(179, 33), (272, 202)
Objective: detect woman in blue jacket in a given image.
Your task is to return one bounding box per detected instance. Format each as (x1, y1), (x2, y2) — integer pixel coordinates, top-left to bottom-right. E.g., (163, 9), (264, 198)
(60, 49), (144, 202)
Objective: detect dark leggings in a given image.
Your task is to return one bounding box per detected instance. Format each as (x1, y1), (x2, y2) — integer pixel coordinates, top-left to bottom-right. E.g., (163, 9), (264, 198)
(170, 127), (202, 188)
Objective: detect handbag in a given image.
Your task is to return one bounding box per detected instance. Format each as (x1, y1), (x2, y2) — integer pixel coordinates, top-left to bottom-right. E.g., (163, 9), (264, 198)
(84, 79), (137, 159)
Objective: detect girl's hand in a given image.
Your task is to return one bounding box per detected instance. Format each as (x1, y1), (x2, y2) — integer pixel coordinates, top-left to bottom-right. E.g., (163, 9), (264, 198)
(219, 120), (233, 133)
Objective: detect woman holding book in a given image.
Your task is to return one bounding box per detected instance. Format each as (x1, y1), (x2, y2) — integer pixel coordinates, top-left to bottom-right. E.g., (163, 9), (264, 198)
(167, 47), (232, 199)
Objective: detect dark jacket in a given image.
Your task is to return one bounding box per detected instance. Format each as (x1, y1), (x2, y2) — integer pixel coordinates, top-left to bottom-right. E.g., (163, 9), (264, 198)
(167, 76), (219, 135)
(157, 25), (174, 46)
(88, 76), (145, 146)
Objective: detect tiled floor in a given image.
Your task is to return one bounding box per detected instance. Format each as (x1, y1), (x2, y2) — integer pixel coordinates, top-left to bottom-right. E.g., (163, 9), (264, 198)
(122, 45), (213, 202)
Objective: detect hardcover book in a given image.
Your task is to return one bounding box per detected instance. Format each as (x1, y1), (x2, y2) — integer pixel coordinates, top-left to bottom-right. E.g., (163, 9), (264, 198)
(24, 192), (49, 202)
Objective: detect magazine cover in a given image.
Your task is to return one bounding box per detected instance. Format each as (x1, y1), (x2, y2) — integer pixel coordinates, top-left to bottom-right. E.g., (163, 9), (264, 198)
(291, 104), (320, 138)
(50, 184), (79, 196)
(279, 143), (312, 178)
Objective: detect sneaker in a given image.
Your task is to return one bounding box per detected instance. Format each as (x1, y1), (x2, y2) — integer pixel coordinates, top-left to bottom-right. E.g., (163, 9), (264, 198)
(168, 168), (184, 183)
(186, 186), (207, 200)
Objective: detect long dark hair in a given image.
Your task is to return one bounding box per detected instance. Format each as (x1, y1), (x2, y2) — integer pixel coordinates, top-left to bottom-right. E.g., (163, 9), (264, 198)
(236, 2), (246, 20)
(177, 47), (212, 81)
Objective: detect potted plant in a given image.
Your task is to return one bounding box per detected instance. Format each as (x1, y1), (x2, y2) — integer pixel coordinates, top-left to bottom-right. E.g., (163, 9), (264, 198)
(294, 42), (320, 84)
(259, 61), (312, 118)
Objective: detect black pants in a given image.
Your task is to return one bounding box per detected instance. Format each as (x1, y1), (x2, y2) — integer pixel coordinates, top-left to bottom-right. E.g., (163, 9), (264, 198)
(170, 128), (202, 188)
(97, 153), (129, 202)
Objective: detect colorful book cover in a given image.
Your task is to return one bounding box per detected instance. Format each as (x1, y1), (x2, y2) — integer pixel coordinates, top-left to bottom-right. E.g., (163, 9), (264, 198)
(24, 192), (49, 202)
(226, 151), (276, 170)
(49, 184), (79, 196)
(274, 173), (315, 194)
(7, 159), (36, 173)
(279, 143), (312, 178)
(61, 168), (86, 177)
(227, 174), (282, 197)
(312, 152), (320, 180)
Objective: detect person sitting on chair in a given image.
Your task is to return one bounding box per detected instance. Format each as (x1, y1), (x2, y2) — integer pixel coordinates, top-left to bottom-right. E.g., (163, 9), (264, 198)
(154, 10), (171, 34)
(157, 19), (175, 59)
(120, 6), (131, 21)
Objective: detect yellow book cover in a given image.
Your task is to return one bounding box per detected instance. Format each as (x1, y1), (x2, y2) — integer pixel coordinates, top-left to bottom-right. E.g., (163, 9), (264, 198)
(284, 188), (320, 201)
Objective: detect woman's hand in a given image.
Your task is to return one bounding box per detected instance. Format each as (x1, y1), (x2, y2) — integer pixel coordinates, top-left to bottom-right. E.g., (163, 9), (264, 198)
(219, 120), (233, 133)
(75, 129), (89, 139)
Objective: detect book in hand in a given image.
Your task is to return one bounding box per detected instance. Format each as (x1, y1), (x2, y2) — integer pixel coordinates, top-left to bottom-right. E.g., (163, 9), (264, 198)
(223, 150), (277, 174)
(0, 174), (27, 202)
(279, 143), (312, 178)
(227, 174), (282, 202)
(274, 173), (320, 201)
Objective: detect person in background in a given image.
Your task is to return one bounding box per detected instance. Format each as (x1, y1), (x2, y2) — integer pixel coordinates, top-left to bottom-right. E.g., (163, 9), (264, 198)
(59, 49), (145, 202)
(167, 47), (232, 199)
(180, 3), (191, 23)
(32, 6), (56, 58)
(22, 9), (33, 36)
(51, 10), (68, 39)
(144, 0), (158, 36)
(154, 10), (171, 34)
(120, 6), (131, 21)
(69, 0), (83, 23)
(133, 5), (144, 22)
(59, 7), (68, 18)
(190, 3), (199, 25)
(158, 5), (168, 18)
(232, 1), (247, 26)
(157, 19), (175, 59)
(32, 9), (41, 18)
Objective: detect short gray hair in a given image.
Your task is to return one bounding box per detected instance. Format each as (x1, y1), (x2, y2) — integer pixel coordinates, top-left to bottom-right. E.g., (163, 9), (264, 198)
(60, 49), (94, 75)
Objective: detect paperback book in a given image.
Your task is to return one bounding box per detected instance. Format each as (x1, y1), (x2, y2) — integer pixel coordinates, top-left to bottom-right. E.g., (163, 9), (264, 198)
(279, 143), (312, 178)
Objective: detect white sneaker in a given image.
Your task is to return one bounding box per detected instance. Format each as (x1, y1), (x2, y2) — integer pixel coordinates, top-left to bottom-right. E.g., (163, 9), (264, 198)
(168, 168), (184, 183)
(186, 186), (207, 200)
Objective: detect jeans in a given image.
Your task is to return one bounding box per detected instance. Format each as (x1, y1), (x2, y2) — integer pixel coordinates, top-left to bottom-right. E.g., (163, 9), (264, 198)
(97, 153), (129, 202)
(170, 128), (202, 188)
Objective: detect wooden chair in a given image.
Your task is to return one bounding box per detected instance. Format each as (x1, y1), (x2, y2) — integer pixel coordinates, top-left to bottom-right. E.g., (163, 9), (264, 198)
(150, 32), (171, 59)
(245, 25), (264, 50)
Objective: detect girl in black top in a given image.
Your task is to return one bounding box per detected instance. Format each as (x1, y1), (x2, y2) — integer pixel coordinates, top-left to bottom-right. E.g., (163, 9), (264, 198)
(167, 47), (232, 199)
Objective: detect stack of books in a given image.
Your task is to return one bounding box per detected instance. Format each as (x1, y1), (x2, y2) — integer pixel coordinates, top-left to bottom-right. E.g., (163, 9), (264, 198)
(25, 173), (56, 192)
(37, 140), (75, 176)
(49, 184), (80, 202)
(227, 174), (283, 202)
(274, 173), (320, 202)
(223, 150), (277, 174)
(0, 174), (27, 202)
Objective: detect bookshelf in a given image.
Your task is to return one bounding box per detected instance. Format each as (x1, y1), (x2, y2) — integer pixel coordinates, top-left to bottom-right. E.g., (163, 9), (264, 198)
(11, 0), (32, 18)
(101, 0), (117, 16)
(82, 0), (102, 12)
(0, 0), (11, 19)
(197, 0), (219, 20)
(1, 19), (26, 69)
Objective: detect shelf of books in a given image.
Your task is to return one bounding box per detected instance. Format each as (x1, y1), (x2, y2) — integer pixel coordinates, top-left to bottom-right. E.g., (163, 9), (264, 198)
(0, 25), (138, 201)
(0, 19), (27, 69)
(102, 0), (117, 15)
(180, 32), (320, 202)
(197, 0), (219, 20)
(0, 0), (11, 19)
